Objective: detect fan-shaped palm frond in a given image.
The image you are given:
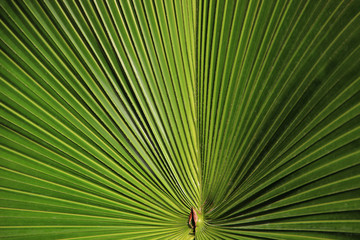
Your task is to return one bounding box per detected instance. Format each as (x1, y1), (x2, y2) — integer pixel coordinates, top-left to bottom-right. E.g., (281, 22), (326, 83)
(1, 0), (359, 239)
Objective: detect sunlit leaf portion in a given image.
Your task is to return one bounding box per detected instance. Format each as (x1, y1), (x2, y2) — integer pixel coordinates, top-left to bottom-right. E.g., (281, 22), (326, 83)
(1, 0), (359, 239)
(1, 0), (197, 238)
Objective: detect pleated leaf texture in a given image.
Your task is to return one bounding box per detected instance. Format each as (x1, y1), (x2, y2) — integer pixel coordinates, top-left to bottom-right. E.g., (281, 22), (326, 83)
(1, 0), (360, 239)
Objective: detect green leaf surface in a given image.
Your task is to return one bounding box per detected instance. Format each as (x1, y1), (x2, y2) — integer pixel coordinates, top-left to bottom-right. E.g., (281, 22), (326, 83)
(1, 0), (359, 239)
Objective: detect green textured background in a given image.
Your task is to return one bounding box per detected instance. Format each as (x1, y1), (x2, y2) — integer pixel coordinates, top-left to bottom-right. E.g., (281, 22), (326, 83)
(1, 0), (359, 239)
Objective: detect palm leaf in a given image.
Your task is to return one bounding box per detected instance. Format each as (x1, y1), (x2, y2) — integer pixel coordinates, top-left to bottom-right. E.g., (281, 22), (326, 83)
(1, 0), (359, 239)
